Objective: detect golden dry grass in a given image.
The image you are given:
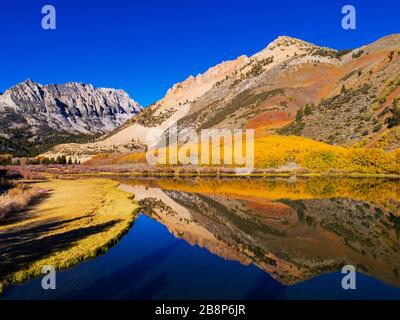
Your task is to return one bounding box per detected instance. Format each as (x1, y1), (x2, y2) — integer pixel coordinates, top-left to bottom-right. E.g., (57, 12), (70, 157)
(0, 178), (139, 295)
(0, 184), (47, 222)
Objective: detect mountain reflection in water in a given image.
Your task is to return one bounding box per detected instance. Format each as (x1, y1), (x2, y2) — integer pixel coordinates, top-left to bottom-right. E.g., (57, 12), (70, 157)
(118, 177), (400, 288)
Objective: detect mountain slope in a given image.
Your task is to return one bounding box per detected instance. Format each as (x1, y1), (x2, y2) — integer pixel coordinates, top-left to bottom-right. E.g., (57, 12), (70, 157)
(0, 80), (142, 156)
(44, 34), (400, 161)
(280, 34), (400, 149)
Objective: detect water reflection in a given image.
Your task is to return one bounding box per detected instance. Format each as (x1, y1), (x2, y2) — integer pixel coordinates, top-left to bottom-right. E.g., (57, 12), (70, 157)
(118, 177), (400, 287)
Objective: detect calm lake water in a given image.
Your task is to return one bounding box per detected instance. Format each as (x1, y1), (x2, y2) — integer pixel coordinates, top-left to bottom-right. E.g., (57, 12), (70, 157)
(3, 177), (400, 300)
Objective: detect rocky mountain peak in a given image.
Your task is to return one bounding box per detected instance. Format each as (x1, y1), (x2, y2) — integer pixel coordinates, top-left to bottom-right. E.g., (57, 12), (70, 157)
(160, 36), (325, 109)
(162, 55), (250, 107)
(253, 35), (318, 62)
(268, 35), (315, 48)
(0, 80), (142, 155)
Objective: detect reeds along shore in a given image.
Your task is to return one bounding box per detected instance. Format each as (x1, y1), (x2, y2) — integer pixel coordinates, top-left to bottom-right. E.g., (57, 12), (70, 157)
(0, 184), (47, 222)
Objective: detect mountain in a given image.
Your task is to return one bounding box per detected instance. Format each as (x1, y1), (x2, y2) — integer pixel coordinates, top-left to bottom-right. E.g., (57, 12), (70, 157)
(280, 34), (400, 149)
(43, 34), (400, 162)
(0, 80), (142, 156)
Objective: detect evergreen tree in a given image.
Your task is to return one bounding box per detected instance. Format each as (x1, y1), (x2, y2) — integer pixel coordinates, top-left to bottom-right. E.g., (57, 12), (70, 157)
(295, 108), (304, 122)
(388, 99), (400, 128)
(304, 104), (312, 115)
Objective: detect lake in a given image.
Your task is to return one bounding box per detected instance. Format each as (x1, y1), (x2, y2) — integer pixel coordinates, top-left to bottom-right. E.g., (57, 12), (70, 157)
(2, 176), (400, 299)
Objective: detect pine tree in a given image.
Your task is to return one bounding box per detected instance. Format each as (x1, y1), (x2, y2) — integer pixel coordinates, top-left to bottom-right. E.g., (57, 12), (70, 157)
(304, 104), (312, 115)
(60, 155), (67, 164)
(388, 99), (400, 128)
(295, 108), (304, 122)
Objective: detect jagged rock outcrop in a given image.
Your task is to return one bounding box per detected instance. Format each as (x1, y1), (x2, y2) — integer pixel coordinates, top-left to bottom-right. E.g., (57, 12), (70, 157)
(0, 80), (141, 155)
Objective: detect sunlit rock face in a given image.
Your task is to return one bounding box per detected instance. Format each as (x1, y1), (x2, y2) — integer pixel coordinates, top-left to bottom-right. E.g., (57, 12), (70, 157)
(0, 80), (141, 133)
(0, 80), (142, 155)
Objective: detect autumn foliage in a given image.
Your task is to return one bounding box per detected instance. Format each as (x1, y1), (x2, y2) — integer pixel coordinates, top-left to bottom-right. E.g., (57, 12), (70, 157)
(84, 135), (400, 174)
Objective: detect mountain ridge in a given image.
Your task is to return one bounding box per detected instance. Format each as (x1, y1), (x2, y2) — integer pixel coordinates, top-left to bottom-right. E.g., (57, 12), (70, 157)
(0, 80), (142, 156)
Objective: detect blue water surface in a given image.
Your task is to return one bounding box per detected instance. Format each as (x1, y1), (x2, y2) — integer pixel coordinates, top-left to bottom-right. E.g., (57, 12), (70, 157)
(3, 214), (400, 300)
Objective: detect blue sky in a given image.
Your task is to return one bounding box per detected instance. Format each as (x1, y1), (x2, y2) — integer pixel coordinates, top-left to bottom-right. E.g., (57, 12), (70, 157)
(0, 0), (398, 106)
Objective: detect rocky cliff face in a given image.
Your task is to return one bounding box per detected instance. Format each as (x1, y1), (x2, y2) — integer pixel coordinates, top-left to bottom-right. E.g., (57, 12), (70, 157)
(0, 80), (141, 155)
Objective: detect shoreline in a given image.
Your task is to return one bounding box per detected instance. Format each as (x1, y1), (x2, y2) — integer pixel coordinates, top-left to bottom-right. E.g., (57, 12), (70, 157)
(3, 164), (400, 179)
(0, 178), (140, 297)
(56, 171), (400, 179)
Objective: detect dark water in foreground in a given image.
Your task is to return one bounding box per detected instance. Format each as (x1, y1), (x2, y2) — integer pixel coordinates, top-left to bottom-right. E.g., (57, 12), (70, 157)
(3, 214), (400, 300)
(3, 177), (400, 299)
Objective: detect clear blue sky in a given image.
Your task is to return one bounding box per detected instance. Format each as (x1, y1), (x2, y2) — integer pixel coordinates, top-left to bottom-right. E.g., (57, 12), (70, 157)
(0, 0), (398, 106)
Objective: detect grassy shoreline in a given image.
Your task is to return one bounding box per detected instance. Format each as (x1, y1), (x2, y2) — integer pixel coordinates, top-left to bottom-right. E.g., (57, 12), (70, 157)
(0, 178), (139, 296)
